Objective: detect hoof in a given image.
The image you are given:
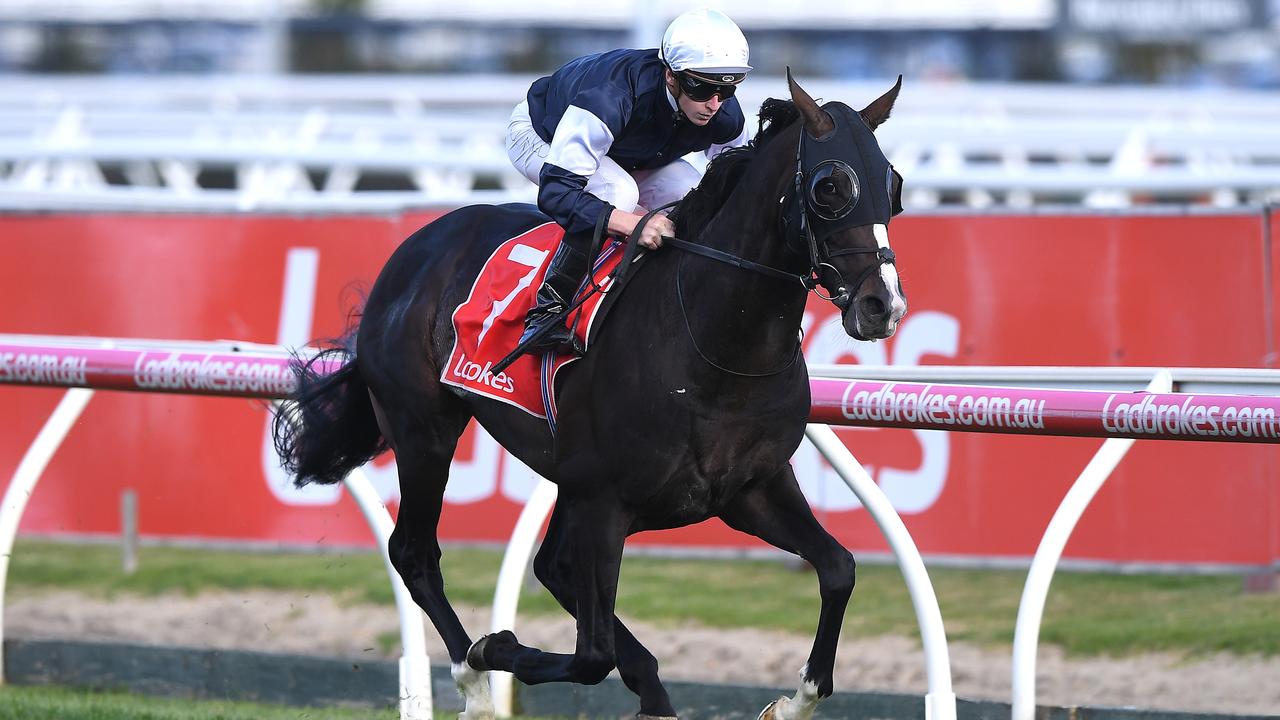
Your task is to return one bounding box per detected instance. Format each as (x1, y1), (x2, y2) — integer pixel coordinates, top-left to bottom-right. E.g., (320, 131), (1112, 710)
(466, 629), (517, 672)
(757, 698), (784, 720)
(465, 634), (493, 671)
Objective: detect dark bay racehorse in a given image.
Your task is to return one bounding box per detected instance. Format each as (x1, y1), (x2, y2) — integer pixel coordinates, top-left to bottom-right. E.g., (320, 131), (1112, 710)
(274, 73), (905, 720)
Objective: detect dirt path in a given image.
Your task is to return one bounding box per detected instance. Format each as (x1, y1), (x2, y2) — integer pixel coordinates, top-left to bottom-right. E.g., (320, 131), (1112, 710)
(7, 589), (1277, 716)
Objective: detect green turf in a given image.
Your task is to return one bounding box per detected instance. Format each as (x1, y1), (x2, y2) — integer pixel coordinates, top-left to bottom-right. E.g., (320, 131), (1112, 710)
(0, 685), (398, 720)
(8, 539), (1278, 658)
(0, 685), (574, 720)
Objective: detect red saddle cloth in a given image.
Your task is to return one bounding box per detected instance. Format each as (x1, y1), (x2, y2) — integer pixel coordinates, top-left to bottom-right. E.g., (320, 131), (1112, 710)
(441, 222), (624, 422)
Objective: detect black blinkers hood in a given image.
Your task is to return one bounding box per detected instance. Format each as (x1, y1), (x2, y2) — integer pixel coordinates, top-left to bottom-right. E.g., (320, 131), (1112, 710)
(800, 102), (894, 242)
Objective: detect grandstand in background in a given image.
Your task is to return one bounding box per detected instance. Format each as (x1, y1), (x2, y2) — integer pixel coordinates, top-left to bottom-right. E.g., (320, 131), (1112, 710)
(1, 0), (1278, 88)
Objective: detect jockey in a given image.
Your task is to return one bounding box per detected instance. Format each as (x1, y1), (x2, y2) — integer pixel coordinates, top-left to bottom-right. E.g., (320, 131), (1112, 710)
(506, 7), (753, 353)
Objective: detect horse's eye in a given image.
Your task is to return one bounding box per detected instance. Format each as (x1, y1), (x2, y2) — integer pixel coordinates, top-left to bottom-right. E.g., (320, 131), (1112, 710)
(807, 161), (859, 220)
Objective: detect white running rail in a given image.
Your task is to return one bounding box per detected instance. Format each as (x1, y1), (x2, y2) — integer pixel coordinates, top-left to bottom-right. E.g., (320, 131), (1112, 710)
(805, 423), (957, 720)
(1009, 370), (1172, 720)
(0, 339), (434, 719)
(6, 337), (1280, 720)
(0, 387), (94, 685)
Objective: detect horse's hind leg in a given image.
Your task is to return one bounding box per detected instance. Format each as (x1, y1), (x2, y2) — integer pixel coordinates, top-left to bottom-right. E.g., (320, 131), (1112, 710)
(532, 504), (677, 718)
(468, 492), (630, 689)
(369, 389), (494, 718)
(719, 467), (856, 720)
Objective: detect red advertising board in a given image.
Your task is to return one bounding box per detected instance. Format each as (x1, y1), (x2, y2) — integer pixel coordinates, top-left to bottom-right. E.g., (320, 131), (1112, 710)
(1270, 205), (1280, 568)
(1, 210), (1276, 567)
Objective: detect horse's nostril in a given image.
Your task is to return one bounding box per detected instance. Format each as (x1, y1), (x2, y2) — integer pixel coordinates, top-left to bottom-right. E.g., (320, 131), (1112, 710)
(859, 295), (887, 320)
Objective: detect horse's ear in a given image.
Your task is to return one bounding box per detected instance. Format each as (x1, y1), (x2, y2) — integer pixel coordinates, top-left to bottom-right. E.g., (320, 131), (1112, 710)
(787, 66), (834, 138)
(859, 75), (902, 132)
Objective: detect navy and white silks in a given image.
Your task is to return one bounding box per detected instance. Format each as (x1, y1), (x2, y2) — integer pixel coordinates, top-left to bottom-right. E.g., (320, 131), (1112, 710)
(506, 48), (749, 234)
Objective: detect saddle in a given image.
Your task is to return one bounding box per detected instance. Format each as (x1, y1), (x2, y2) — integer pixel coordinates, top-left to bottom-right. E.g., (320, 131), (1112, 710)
(441, 222), (626, 428)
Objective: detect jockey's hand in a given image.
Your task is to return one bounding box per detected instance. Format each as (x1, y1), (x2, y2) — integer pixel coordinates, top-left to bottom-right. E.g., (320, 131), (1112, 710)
(606, 208), (675, 250)
(635, 213), (675, 250)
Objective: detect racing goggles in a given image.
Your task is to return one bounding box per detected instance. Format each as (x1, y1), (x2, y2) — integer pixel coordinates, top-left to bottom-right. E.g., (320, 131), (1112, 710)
(676, 71), (744, 102)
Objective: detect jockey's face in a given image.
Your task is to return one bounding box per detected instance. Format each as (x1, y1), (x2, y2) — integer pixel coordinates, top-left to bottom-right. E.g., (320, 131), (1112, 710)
(665, 70), (724, 126)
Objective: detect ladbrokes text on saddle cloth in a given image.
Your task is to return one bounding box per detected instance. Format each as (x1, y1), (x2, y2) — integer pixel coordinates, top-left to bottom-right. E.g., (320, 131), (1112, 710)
(442, 223), (622, 421)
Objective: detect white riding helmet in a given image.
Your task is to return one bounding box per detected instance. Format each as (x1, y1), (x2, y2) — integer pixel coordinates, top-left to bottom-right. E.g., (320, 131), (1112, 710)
(659, 8), (752, 79)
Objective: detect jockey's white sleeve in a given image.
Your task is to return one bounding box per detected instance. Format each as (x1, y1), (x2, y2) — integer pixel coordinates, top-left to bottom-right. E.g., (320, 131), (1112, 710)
(546, 104), (616, 178)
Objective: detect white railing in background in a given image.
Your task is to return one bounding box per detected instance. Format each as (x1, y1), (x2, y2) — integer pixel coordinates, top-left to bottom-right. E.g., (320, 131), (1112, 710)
(2, 76), (1278, 210)
(0, 337), (434, 718)
(4, 334), (1280, 720)
(807, 363), (1280, 397)
(1009, 370), (1173, 720)
(0, 335), (959, 720)
(489, 365), (1280, 720)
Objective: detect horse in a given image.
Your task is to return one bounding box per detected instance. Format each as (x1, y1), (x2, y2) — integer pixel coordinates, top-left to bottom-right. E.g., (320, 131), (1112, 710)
(273, 72), (906, 720)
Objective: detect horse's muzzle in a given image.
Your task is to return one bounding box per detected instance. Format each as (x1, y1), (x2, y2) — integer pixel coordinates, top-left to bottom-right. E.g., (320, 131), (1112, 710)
(843, 290), (905, 341)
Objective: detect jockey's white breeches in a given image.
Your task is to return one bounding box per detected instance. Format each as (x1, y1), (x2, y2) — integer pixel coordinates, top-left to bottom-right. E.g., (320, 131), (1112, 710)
(506, 100), (702, 214)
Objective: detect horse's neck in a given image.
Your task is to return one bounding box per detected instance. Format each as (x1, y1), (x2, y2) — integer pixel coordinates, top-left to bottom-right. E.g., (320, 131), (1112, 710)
(676, 143), (810, 367)
(702, 156), (799, 273)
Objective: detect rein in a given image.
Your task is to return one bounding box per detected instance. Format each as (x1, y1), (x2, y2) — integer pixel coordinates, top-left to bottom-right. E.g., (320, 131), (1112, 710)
(664, 235), (805, 286)
(673, 250), (803, 378)
(640, 197), (808, 376)
(781, 110), (898, 309)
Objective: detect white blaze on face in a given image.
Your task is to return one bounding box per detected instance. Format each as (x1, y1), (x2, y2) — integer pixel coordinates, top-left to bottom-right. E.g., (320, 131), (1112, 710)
(873, 223), (907, 322)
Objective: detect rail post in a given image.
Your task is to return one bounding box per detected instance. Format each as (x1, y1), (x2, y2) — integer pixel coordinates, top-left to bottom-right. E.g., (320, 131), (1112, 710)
(805, 424), (957, 720)
(1009, 370), (1173, 720)
(0, 387), (95, 683)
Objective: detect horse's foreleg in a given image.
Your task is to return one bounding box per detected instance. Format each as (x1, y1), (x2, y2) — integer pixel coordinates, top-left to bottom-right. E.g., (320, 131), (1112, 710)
(469, 494), (630, 688)
(721, 467), (856, 719)
(534, 505), (676, 718)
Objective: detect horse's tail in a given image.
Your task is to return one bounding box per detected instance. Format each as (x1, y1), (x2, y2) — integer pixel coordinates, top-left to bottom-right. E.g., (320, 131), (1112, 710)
(272, 344), (389, 486)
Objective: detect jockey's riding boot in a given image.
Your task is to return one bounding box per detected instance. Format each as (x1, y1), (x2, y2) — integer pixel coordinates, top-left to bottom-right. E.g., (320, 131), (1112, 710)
(519, 237), (591, 354)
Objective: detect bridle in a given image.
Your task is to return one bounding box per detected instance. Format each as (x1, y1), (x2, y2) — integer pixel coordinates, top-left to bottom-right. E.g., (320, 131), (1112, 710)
(663, 105), (903, 300)
(659, 103), (904, 375)
(779, 102), (903, 311)
(531, 103), (905, 379)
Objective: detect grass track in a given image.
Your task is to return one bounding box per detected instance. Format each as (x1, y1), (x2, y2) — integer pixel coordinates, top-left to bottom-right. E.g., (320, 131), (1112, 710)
(9, 539), (1278, 657)
(0, 686), (576, 719)
(0, 685), (400, 719)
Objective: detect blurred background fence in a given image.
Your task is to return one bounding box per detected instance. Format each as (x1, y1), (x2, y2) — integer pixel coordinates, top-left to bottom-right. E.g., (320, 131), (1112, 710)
(1, 0), (1278, 572)
(3, 75), (1280, 211)
(1, 0), (1279, 210)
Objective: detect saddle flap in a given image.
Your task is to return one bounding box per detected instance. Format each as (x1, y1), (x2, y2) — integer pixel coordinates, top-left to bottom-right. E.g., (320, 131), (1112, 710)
(441, 222), (625, 422)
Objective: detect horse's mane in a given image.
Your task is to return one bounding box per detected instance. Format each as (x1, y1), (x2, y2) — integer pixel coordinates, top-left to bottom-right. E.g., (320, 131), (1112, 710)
(670, 98), (801, 239)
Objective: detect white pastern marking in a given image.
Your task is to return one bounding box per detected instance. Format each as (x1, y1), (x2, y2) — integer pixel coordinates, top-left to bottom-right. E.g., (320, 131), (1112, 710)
(451, 662), (495, 720)
(873, 224), (907, 320)
(767, 666), (821, 720)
